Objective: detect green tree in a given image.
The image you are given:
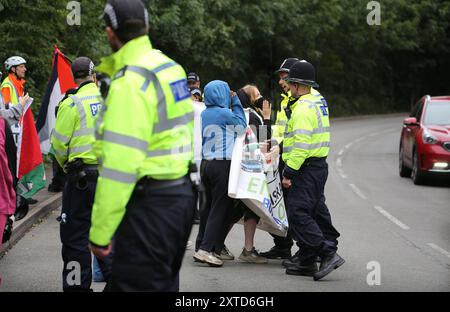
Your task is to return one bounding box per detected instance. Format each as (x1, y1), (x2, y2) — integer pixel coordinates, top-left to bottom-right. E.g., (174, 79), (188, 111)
(1, 0), (449, 117)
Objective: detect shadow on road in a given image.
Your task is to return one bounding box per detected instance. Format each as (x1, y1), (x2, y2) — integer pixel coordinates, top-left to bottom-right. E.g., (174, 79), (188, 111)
(415, 175), (450, 188)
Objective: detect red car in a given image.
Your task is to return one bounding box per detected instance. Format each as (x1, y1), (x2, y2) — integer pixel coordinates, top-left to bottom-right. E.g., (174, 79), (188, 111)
(399, 95), (450, 184)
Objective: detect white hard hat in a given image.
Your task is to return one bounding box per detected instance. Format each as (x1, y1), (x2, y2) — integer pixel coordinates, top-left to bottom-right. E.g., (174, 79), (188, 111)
(4, 56), (27, 71)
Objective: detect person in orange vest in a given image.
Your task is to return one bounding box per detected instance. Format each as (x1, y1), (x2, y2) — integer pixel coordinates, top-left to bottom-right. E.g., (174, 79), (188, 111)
(1, 71), (28, 126)
(1, 56), (27, 108)
(1, 56), (38, 205)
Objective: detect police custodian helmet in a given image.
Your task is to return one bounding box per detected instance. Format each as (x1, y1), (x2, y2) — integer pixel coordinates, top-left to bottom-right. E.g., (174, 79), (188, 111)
(275, 58), (299, 74)
(284, 60), (319, 88)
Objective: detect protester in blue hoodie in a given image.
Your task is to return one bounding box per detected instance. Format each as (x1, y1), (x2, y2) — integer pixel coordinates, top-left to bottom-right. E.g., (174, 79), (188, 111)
(200, 80), (247, 160)
(194, 80), (246, 267)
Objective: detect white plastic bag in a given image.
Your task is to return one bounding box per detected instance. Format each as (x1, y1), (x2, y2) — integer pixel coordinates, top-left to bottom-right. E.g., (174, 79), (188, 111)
(228, 110), (288, 237)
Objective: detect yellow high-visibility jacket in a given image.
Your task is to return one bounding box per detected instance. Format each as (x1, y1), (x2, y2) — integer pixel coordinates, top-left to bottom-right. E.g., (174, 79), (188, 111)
(89, 35), (194, 246)
(282, 92), (330, 176)
(51, 82), (102, 167)
(273, 88), (322, 145)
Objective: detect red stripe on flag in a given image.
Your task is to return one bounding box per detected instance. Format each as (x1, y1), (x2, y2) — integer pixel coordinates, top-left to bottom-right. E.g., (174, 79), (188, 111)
(55, 47), (77, 94)
(18, 109), (43, 180)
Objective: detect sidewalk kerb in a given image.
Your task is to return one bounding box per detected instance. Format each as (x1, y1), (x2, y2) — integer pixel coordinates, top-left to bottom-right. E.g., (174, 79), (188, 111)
(0, 193), (62, 257)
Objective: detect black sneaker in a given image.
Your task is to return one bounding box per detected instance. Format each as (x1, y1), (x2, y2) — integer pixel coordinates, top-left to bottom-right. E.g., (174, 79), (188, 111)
(26, 198), (38, 205)
(259, 246), (291, 260)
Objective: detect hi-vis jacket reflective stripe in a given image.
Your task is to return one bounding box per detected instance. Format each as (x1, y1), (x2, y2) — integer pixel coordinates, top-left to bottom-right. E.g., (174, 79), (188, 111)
(282, 92), (330, 171)
(1, 77), (21, 106)
(51, 82), (102, 168)
(89, 35), (194, 246)
(272, 88), (322, 145)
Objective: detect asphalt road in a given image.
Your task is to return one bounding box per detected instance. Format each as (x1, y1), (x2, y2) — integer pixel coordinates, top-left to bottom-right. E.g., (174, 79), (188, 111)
(1, 115), (449, 292)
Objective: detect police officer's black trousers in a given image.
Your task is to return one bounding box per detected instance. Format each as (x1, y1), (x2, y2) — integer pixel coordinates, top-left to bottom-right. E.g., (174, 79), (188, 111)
(51, 155), (66, 187)
(286, 159), (340, 264)
(270, 232), (294, 250)
(60, 171), (112, 292)
(108, 180), (194, 292)
(196, 160), (237, 253)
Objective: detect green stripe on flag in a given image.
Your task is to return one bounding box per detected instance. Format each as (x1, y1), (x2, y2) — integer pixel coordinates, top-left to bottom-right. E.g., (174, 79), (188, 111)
(17, 163), (46, 199)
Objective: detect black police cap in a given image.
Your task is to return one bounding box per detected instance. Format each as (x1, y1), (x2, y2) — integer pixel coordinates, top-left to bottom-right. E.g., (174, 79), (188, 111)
(187, 72), (200, 82)
(103, 0), (149, 32)
(72, 57), (95, 79)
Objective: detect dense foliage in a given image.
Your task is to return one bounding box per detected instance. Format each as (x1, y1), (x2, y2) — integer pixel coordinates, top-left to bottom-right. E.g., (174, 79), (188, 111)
(1, 0), (449, 116)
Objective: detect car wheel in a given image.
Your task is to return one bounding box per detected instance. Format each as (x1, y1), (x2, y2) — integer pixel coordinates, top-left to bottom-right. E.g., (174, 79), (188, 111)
(399, 145), (412, 178)
(412, 149), (426, 185)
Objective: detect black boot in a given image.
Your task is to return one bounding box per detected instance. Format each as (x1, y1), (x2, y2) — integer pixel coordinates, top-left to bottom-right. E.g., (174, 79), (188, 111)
(281, 253), (299, 268)
(282, 248), (323, 268)
(259, 246), (291, 259)
(286, 262), (318, 276)
(314, 253), (345, 281)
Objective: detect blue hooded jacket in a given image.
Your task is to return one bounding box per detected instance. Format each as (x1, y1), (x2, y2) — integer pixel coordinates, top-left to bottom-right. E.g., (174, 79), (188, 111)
(201, 80), (247, 160)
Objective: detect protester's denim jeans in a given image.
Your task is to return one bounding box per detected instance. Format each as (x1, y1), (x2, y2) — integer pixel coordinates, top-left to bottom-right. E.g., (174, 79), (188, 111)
(92, 256), (104, 282)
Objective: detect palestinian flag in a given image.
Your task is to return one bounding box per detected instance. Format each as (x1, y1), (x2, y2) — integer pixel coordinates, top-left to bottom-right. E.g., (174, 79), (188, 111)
(16, 98), (46, 199)
(36, 46), (76, 154)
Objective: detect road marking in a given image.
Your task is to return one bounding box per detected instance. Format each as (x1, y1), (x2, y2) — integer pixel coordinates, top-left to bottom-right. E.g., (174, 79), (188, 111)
(349, 183), (367, 200)
(345, 142), (353, 149)
(427, 243), (450, 258)
(338, 149), (344, 156)
(336, 157), (342, 167)
(373, 205), (410, 230)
